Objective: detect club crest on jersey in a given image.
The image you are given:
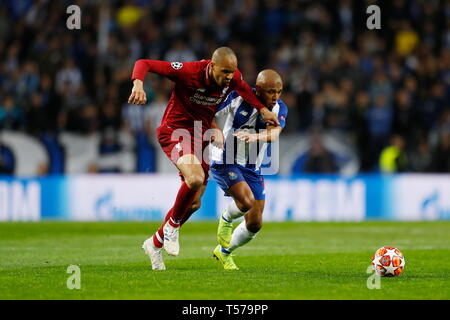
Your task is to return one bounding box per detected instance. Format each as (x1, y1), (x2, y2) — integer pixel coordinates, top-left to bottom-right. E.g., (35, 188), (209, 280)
(228, 171), (238, 180)
(240, 110), (248, 116)
(171, 62), (183, 70)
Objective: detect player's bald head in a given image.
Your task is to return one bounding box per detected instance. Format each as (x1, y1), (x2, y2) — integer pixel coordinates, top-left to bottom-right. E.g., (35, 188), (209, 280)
(212, 47), (237, 66)
(255, 69), (283, 108)
(210, 47), (238, 87)
(256, 69), (283, 89)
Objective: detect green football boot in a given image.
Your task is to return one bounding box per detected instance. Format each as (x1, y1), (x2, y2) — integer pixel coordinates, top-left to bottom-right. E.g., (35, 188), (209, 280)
(217, 214), (233, 248)
(213, 245), (239, 270)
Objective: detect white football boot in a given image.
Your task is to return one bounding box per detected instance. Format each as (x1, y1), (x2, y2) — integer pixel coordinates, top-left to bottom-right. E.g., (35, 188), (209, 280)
(142, 238), (166, 270)
(162, 221), (180, 256)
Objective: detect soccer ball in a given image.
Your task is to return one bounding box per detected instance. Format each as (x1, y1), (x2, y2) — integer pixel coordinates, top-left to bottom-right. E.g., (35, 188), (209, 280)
(372, 246), (405, 277)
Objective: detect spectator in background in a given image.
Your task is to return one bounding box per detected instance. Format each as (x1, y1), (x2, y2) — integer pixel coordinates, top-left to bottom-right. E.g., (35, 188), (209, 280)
(323, 89), (351, 135)
(369, 70), (393, 105)
(367, 94), (393, 170)
(419, 82), (447, 131)
(409, 135), (432, 172)
(37, 37), (64, 77)
(98, 126), (122, 173)
(392, 88), (415, 141)
(55, 58), (82, 96)
(431, 109), (450, 143)
(99, 99), (122, 134)
(430, 131), (450, 173)
(395, 20), (419, 57)
(262, 0), (285, 48)
(78, 104), (98, 135)
(304, 134), (338, 173)
(163, 39), (197, 62)
(0, 96), (24, 130)
(38, 74), (61, 132)
(295, 74), (314, 132)
(122, 102), (148, 135)
(311, 93), (326, 129)
(4, 42), (20, 74)
(379, 134), (408, 173)
(116, 0), (143, 29)
(144, 90), (168, 145)
(98, 99), (122, 155)
(26, 92), (49, 136)
(0, 145), (14, 174)
(352, 91), (371, 171)
(59, 83), (92, 133)
(15, 61), (40, 105)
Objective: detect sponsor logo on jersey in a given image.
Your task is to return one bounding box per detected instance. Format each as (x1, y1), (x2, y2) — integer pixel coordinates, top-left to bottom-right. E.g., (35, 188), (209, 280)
(171, 62), (183, 70)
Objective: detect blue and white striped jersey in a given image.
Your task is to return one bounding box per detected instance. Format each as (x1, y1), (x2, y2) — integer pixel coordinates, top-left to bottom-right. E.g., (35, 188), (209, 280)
(210, 90), (288, 172)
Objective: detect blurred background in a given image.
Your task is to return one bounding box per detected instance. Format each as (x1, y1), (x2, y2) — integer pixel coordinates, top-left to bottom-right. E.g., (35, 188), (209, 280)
(0, 0), (449, 222)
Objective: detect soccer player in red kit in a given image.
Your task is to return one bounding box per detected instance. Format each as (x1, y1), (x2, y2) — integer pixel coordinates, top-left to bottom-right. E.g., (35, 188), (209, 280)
(128, 47), (279, 270)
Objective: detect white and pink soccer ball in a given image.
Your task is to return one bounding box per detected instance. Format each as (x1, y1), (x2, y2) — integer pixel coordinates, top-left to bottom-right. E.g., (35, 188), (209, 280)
(372, 246), (405, 277)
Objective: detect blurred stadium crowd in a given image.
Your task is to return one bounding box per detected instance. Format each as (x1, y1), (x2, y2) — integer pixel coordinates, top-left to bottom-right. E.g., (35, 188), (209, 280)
(0, 0), (449, 175)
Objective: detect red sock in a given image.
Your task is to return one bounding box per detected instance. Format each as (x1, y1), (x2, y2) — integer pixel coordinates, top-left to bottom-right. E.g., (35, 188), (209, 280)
(152, 182), (198, 247)
(180, 209), (194, 226)
(170, 182), (198, 221)
(154, 207), (173, 244)
(152, 234), (163, 248)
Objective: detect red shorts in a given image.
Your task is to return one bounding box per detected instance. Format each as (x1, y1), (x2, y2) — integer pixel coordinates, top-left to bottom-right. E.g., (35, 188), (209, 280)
(156, 125), (210, 185)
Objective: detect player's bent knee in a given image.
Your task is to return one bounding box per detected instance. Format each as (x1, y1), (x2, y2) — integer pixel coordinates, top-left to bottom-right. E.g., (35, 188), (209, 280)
(185, 173), (204, 189)
(239, 196), (255, 212)
(246, 221), (262, 233)
(235, 201), (248, 212)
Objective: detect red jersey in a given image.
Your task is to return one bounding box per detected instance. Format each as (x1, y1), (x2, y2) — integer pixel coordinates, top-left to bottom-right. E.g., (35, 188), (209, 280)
(131, 59), (266, 134)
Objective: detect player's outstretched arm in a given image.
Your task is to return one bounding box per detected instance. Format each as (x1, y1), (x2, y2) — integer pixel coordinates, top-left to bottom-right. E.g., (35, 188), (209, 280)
(131, 59), (198, 83)
(128, 59), (195, 105)
(234, 125), (282, 143)
(256, 125), (283, 142)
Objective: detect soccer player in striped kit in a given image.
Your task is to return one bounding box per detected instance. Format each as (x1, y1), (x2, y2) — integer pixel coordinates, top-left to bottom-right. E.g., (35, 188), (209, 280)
(210, 69), (287, 270)
(128, 47), (280, 270)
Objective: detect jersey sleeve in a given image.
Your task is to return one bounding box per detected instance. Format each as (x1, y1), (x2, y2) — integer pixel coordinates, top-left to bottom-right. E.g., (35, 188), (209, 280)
(232, 70), (266, 110)
(131, 59), (198, 83)
(277, 100), (288, 128)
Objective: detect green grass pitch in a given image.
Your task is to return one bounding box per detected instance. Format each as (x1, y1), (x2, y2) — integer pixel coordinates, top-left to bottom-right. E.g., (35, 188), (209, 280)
(0, 221), (449, 300)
